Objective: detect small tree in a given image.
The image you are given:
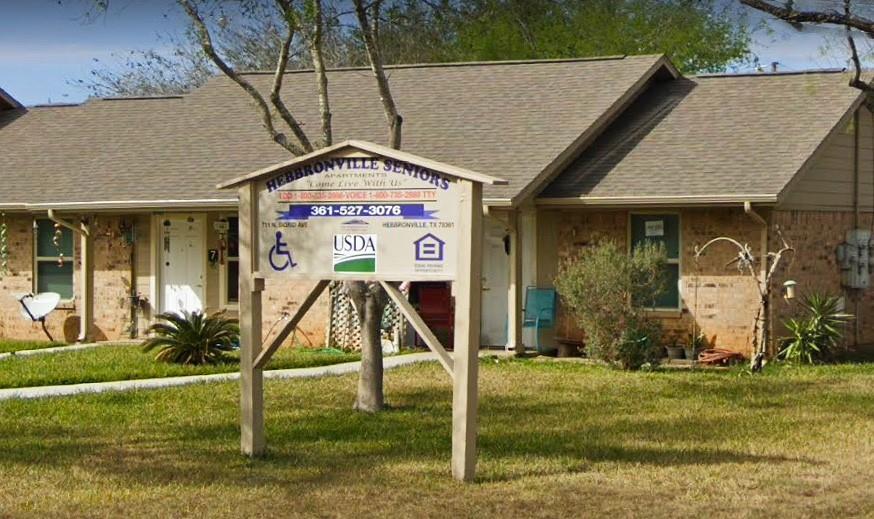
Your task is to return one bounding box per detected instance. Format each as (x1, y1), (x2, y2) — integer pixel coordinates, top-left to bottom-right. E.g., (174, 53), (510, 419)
(555, 241), (668, 369)
(694, 232), (793, 373)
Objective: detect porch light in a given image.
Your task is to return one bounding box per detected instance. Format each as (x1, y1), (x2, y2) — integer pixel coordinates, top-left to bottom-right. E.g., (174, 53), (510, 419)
(783, 280), (797, 300)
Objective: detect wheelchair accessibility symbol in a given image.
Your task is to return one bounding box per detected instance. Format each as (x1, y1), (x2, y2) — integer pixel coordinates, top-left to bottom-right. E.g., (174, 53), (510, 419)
(269, 231), (298, 271)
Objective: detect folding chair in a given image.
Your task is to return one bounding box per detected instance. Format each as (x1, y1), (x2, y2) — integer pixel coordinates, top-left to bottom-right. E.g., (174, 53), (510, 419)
(522, 286), (556, 353)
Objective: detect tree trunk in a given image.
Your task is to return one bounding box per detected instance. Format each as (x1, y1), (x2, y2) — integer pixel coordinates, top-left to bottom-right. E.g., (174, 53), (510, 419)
(750, 296), (769, 373)
(348, 281), (388, 412)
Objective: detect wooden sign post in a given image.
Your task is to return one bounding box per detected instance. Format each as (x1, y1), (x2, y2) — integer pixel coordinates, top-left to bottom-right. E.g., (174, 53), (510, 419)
(218, 140), (505, 482)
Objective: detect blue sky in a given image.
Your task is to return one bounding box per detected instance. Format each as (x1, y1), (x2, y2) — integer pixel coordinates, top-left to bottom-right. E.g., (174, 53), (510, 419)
(0, 0), (860, 106)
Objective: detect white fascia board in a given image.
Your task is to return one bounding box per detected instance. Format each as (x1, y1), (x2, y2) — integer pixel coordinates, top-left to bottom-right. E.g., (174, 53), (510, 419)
(23, 199), (239, 212)
(535, 194), (779, 207)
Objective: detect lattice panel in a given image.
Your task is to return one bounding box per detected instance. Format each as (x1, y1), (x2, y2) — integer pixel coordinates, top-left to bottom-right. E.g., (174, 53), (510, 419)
(326, 281), (404, 350)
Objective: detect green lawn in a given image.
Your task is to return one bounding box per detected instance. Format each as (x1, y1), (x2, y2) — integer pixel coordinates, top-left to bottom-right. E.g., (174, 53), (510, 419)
(0, 344), (360, 389)
(0, 359), (872, 517)
(0, 339), (66, 354)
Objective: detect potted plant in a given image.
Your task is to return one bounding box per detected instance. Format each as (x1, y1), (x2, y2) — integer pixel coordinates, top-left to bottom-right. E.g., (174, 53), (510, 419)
(685, 332), (706, 361)
(665, 335), (684, 360)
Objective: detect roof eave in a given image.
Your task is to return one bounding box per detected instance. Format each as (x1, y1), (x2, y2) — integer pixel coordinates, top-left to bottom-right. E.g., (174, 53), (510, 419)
(20, 199), (239, 212)
(483, 198), (512, 207)
(535, 194), (779, 208)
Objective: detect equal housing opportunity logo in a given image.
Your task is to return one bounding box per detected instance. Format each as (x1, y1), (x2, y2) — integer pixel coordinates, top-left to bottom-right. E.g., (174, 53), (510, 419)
(333, 234), (377, 273)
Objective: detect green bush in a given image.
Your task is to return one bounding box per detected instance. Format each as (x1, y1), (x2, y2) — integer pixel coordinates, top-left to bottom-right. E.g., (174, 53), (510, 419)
(555, 240), (668, 369)
(779, 293), (853, 364)
(617, 321), (663, 370)
(142, 310), (239, 365)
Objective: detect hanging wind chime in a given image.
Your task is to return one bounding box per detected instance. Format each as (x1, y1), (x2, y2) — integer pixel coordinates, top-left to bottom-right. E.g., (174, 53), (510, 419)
(53, 222), (65, 267)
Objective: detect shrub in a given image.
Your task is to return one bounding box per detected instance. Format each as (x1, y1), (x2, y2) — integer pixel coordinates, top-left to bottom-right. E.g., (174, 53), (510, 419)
(555, 240), (668, 369)
(617, 320), (664, 370)
(779, 293), (853, 364)
(142, 310), (239, 365)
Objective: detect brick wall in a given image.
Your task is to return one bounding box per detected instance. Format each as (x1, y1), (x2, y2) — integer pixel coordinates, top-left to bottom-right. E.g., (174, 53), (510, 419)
(0, 211), (331, 346)
(769, 210), (874, 349)
(218, 281), (329, 347)
(0, 214), (134, 342)
(14, 207), (864, 353)
(554, 207), (763, 355)
(261, 279), (329, 347)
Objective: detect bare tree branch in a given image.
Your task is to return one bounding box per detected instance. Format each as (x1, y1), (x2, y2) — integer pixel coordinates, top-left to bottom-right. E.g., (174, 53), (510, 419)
(284, 0), (333, 147)
(742, 0), (874, 95)
(844, 0), (872, 92)
(178, 0), (309, 155)
(694, 231), (793, 373)
(270, 3), (315, 153)
(353, 0), (403, 149)
(740, 0), (874, 33)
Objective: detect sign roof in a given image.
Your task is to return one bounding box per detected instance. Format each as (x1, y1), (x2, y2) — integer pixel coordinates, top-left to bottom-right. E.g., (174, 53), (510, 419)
(218, 140), (508, 190)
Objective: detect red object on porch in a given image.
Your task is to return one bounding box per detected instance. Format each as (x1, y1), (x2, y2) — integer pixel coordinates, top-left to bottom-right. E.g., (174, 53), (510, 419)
(410, 282), (454, 350)
(697, 348), (745, 366)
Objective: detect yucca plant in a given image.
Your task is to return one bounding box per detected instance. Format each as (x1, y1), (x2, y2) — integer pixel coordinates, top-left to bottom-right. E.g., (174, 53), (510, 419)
(142, 310), (239, 365)
(779, 294), (853, 364)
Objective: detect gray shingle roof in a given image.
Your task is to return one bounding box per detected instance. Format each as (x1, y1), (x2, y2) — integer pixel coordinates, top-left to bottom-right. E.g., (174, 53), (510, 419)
(539, 71), (863, 201)
(0, 55), (667, 208)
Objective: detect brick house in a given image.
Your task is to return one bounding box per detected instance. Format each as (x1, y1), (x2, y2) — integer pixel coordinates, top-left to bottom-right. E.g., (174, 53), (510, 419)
(0, 54), (870, 355)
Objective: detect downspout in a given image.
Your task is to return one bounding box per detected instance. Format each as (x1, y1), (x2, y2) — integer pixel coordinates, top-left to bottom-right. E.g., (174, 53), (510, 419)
(47, 209), (93, 343)
(744, 201), (770, 358)
(852, 108), (861, 346)
(854, 109), (861, 230)
(129, 220), (138, 339)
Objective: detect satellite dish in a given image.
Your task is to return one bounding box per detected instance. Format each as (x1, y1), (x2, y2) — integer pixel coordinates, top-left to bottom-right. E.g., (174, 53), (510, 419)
(18, 292), (61, 320)
(16, 292), (61, 341)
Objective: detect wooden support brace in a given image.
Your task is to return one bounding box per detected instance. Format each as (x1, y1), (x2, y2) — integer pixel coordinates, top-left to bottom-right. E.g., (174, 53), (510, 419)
(254, 279), (330, 369)
(379, 280), (454, 378)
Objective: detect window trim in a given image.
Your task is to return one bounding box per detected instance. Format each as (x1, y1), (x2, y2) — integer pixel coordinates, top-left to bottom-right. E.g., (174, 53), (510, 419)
(33, 218), (75, 304)
(628, 211), (682, 312)
(218, 214), (240, 310)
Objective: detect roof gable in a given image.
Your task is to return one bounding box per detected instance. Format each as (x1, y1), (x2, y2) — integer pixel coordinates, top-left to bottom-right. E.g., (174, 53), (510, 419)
(0, 87), (21, 110)
(539, 71), (863, 204)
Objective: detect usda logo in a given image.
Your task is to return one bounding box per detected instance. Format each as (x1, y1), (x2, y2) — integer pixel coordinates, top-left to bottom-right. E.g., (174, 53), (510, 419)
(332, 234), (377, 273)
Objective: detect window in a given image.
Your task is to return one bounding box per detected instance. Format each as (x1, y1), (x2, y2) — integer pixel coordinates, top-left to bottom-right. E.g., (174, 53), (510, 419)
(630, 214), (680, 309)
(34, 219), (74, 300)
(224, 216), (239, 305)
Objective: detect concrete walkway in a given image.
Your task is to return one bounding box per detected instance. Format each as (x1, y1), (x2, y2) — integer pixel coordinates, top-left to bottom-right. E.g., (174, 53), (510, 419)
(0, 340), (137, 361)
(0, 351), (440, 402)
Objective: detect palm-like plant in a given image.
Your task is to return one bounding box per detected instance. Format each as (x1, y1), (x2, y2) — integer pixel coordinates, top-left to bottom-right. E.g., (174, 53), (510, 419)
(142, 310), (239, 365)
(779, 294), (853, 364)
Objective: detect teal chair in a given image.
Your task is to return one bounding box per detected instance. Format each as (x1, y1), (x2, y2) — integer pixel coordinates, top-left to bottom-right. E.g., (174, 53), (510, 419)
(522, 287), (557, 353)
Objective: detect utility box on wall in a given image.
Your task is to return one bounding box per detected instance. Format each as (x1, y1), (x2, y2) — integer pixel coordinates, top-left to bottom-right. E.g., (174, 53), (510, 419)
(837, 229), (871, 289)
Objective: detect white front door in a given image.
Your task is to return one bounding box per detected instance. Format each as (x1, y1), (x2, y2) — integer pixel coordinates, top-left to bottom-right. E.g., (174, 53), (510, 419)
(160, 215), (205, 315)
(480, 217), (510, 346)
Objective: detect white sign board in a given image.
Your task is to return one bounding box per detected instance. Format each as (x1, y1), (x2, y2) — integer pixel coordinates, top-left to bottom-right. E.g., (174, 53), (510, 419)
(257, 152), (460, 280)
(645, 219), (664, 237)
